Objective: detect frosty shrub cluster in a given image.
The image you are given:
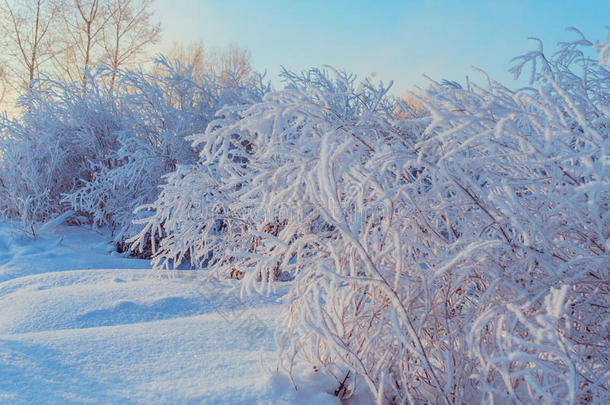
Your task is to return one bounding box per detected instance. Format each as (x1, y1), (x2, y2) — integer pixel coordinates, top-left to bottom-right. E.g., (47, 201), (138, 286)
(0, 28), (608, 403)
(132, 30), (609, 403)
(0, 58), (264, 240)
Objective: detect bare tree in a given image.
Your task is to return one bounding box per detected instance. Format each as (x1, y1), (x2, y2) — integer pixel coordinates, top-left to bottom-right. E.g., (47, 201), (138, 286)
(165, 40), (207, 79)
(0, 0), (62, 88)
(103, 0), (160, 89)
(54, 0), (112, 84)
(0, 64), (8, 105)
(165, 41), (255, 87)
(213, 43), (254, 87)
(0, 0), (160, 94)
(0, 61), (19, 114)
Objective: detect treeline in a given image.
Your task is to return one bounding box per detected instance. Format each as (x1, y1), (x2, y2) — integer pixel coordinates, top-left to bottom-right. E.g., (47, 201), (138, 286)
(0, 0), (256, 108)
(0, 0), (159, 99)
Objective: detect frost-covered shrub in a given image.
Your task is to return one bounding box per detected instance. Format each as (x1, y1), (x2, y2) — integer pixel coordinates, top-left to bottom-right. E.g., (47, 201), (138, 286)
(64, 58), (265, 241)
(0, 74), (121, 233)
(129, 67), (403, 279)
(0, 58), (265, 240)
(133, 29), (608, 404)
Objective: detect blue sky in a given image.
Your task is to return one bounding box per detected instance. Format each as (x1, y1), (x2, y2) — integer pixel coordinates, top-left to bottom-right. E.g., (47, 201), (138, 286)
(155, 0), (608, 94)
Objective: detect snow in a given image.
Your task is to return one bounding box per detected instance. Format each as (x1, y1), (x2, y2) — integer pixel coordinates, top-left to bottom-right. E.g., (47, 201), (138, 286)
(0, 221), (337, 404)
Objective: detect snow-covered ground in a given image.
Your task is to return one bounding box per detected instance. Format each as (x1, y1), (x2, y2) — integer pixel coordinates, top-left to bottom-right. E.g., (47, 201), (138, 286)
(0, 222), (341, 404)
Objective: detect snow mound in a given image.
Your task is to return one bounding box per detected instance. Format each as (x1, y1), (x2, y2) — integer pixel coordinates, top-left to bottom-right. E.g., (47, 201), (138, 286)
(0, 223), (334, 403)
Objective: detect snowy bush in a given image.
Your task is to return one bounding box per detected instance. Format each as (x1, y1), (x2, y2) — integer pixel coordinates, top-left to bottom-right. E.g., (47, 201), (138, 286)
(0, 74), (121, 234)
(133, 29), (609, 404)
(64, 58), (265, 242)
(0, 58), (265, 240)
(129, 66), (402, 279)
